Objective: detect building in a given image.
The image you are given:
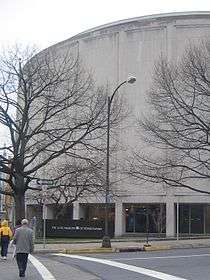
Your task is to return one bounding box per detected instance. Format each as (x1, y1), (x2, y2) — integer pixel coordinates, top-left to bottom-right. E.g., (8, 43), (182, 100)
(27, 12), (210, 237)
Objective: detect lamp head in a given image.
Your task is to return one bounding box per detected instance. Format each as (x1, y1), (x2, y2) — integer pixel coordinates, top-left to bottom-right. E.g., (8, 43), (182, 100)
(127, 76), (136, 84)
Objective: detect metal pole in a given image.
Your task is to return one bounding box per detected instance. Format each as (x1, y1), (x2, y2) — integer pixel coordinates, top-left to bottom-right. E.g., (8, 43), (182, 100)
(43, 201), (46, 248)
(176, 202), (179, 241)
(102, 84), (125, 248)
(146, 208), (149, 245)
(42, 185), (47, 249)
(105, 96), (110, 235)
(102, 97), (111, 248)
(101, 79), (136, 248)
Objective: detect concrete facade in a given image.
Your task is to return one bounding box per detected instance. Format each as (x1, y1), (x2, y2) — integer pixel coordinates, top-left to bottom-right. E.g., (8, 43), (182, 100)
(36, 12), (210, 237)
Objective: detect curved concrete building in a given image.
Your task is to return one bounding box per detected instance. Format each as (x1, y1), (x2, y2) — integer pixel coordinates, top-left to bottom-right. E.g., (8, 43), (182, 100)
(28, 12), (210, 237)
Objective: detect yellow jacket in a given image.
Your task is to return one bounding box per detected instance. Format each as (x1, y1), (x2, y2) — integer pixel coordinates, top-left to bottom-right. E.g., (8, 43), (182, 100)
(0, 220), (13, 238)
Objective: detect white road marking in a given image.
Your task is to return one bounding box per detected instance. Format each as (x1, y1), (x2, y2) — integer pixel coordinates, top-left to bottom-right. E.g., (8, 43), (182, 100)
(55, 253), (188, 280)
(29, 255), (56, 280)
(112, 253), (210, 261)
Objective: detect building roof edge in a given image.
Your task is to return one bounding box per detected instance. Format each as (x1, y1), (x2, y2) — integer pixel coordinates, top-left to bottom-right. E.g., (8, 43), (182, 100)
(75, 11), (210, 38)
(40, 11), (210, 53)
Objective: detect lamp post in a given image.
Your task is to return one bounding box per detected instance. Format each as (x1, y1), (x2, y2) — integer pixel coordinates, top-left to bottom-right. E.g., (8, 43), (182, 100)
(102, 76), (136, 248)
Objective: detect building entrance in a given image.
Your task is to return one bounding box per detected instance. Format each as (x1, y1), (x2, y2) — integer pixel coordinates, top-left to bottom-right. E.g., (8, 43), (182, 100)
(178, 204), (204, 235)
(125, 204), (166, 235)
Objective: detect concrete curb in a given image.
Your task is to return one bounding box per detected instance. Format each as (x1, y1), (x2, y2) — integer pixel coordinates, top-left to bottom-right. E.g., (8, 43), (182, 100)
(33, 249), (60, 254)
(143, 244), (171, 251)
(61, 245), (184, 254)
(33, 242), (210, 255)
(34, 248), (142, 254)
(116, 247), (143, 253)
(171, 244), (210, 249)
(62, 248), (115, 254)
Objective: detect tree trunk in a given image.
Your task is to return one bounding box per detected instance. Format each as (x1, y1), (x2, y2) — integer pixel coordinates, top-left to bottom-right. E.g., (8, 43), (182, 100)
(14, 192), (25, 222)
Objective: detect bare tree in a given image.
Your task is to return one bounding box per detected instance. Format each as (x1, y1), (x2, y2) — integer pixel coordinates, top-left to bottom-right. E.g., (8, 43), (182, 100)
(128, 41), (210, 194)
(0, 46), (124, 221)
(151, 205), (166, 235)
(31, 155), (106, 219)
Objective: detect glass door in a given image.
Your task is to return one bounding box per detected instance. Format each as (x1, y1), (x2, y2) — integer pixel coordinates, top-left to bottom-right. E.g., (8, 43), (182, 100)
(178, 204), (204, 235)
(179, 204), (189, 234)
(190, 205), (204, 234)
(135, 207), (147, 232)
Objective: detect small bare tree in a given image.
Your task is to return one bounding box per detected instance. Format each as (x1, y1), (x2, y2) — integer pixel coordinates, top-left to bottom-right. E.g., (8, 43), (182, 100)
(151, 205), (166, 235)
(128, 41), (210, 194)
(0, 46), (124, 221)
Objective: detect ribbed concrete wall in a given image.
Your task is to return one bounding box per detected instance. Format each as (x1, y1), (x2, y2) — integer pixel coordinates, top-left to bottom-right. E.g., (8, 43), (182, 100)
(42, 12), (210, 204)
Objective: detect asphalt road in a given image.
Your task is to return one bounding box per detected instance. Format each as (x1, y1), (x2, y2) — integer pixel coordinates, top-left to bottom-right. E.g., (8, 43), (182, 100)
(1, 247), (210, 279)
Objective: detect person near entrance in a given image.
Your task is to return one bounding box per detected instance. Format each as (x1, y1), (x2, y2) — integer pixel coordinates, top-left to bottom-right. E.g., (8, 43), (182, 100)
(13, 219), (34, 278)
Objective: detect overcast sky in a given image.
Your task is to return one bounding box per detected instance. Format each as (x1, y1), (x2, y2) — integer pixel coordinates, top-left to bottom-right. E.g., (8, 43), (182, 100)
(1, 0), (210, 51)
(0, 0), (210, 143)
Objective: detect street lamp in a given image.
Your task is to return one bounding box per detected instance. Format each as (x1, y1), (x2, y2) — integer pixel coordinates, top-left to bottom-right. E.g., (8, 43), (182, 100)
(102, 76), (136, 248)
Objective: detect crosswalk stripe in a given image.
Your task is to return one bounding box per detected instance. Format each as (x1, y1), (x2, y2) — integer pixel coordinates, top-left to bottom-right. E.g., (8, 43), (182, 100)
(29, 255), (56, 280)
(54, 253), (188, 280)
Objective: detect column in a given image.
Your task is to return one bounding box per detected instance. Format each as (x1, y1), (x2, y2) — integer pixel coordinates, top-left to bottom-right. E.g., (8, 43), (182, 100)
(45, 205), (54, 219)
(166, 198), (175, 237)
(73, 202), (86, 220)
(73, 202), (80, 220)
(114, 202), (125, 237)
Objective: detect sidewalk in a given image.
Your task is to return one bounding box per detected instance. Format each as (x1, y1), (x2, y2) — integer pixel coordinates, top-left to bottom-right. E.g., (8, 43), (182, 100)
(33, 237), (210, 254)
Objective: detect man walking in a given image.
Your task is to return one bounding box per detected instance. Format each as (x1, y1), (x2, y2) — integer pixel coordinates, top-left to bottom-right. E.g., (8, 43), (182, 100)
(13, 219), (34, 278)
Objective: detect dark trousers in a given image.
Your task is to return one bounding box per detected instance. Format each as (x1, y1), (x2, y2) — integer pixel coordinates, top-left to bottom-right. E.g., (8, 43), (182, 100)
(1, 236), (9, 257)
(16, 253), (29, 277)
